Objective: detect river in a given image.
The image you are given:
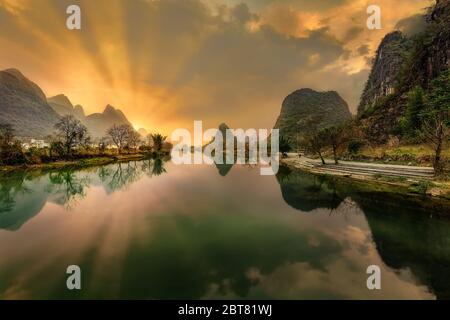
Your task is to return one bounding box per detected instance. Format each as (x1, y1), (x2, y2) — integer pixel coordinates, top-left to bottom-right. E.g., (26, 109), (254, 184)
(0, 159), (449, 299)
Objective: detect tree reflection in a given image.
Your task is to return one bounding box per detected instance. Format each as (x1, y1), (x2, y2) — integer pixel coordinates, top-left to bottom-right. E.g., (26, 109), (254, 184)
(141, 156), (168, 177)
(47, 170), (90, 209)
(0, 158), (170, 230)
(98, 161), (143, 192)
(0, 171), (29, 214)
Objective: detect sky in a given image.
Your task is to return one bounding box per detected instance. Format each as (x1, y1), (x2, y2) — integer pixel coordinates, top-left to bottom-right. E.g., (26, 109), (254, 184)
(0, 0), (432, 134)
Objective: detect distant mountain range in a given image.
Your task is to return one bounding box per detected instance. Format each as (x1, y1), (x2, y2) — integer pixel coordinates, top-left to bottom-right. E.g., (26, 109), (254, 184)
(0, 69), (133, 139)
(274, 88), (352, 144)
(47, 94), (85, 120)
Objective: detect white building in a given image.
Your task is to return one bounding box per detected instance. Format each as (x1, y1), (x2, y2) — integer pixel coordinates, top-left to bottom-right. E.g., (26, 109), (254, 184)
(22, 139), (50, 149)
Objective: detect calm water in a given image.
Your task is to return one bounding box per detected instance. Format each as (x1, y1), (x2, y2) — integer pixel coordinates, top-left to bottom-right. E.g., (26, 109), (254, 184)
(1, 158), (450, 299)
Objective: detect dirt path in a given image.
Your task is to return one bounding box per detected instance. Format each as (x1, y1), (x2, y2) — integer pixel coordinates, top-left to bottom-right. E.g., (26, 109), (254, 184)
(284, 153), (434, 178)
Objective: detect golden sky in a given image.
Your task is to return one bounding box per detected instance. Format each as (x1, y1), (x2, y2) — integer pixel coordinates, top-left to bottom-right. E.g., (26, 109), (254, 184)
(0, 0), (432, 134)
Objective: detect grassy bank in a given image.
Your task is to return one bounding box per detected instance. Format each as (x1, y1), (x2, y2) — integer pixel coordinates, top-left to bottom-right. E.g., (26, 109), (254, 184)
(0, 153), (148, 174)
(342, 144), (450, 167)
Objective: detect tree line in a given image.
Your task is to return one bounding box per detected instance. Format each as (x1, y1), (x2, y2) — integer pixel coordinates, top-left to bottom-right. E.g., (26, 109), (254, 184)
(0, 116), (170, 166)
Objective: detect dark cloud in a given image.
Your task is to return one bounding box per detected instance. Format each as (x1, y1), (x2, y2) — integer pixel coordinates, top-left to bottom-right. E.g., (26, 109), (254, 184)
(356, 44), (369, 56)
(225, 0), (349, 12)
(230, 3), (258, 24)
(342, 26), (364, 43)
(395, 13), (427, 36)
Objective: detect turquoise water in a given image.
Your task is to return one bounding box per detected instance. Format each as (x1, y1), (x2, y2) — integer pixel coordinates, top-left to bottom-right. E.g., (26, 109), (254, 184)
(0, 159), (449, 299)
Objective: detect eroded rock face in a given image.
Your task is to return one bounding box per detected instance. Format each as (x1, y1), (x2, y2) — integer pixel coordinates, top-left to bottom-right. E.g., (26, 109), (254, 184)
(357, 0), (450, 143)
(358, 31), (409, 115)
(420, 0), (450, 85)
(274, 88), (352, 144)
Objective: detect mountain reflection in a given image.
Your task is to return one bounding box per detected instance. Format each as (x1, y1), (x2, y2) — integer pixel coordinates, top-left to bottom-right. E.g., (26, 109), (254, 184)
(276, 165), (450, 299)
(0, 156), (169, 230)
(276, 166), (343, 212)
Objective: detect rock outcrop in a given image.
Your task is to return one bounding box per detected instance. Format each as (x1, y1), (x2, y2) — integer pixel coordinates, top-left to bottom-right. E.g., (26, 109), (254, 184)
(357, 0), (450, 143)
(358, 31), (410, 115)
(274, 88), (352, 144)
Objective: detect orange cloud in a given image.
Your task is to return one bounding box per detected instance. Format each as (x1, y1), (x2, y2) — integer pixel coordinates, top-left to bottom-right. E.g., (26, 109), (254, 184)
(0, 0), (433, 134)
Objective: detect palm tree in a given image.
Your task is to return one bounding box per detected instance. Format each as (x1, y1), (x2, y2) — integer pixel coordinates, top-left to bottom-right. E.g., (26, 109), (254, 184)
(149, 133), (167, 153)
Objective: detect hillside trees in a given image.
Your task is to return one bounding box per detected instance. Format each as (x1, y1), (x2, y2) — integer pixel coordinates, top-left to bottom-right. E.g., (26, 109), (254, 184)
(420, 70), (450, 176)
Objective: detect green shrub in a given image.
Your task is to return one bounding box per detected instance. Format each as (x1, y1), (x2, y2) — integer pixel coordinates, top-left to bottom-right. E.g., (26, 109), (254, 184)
(410, 180), (435, 195)
(0, 142), (27, 165)
(348, 140), (364, 154)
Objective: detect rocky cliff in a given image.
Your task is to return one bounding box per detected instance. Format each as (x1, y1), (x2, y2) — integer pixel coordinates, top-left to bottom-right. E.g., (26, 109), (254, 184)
(358, 31), (410, 115)
(274, 88), (352, 144)
(0, 69), (60, 138)
(357, 0), (450, 143)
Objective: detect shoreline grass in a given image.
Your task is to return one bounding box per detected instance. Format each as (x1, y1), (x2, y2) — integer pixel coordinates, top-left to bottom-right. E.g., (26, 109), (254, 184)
(0, 153), (148, 175)
(281, 157), (450, 203)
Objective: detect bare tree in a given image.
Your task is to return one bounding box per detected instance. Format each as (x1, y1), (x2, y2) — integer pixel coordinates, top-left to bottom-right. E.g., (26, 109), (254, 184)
(321, 126), (347, 164)
(299, 116), (327, 164)
(54, 115), (89, 155)
(420, 71), (450, 176)
(300, 131), (327, 164)
(421, 110), (449, 175)
(126, 127), (141, 151)
(107, 124), (131, 154)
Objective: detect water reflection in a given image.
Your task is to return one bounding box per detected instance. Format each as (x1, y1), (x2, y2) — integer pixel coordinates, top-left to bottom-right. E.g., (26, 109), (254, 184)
(276, 166), (450, 299)
(99, 162), (143, 193)
(0, 156), (169, 230)
(0, 171), (45, 231)
(0, 161), (449, 299)
(276, 166), (344, 212)
(47, 171), (91, 209)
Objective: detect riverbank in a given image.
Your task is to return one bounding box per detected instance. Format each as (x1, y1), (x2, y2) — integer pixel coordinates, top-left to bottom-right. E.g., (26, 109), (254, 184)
(0, 153), (148, 175)
(281, 156), (450, 201)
